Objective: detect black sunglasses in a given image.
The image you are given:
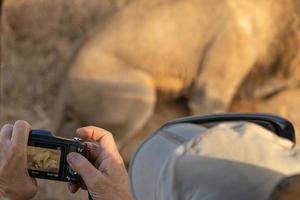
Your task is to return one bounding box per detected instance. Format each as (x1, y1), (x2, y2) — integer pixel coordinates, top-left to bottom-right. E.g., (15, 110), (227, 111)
(163, 113), (296, 143)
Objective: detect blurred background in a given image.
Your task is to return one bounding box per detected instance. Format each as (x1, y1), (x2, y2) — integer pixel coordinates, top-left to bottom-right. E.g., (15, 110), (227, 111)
(1, 0), (300, 199)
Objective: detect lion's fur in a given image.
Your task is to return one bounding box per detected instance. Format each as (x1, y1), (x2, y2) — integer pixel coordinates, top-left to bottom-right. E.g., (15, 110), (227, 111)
(236, 1), (300, 100)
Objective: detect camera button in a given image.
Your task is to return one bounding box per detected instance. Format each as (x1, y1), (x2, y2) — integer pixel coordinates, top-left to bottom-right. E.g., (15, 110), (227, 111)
(73, 137), (82, 141)
(77, 147), (84, 153)
(69, 168), (78, 175)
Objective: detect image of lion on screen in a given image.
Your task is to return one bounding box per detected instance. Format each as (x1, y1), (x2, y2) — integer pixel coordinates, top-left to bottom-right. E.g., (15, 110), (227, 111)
(27, 146), (61, 173)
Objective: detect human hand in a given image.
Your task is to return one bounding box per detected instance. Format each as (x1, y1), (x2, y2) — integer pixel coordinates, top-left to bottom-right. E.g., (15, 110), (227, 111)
(0, 121), (37, 200)
(66, 126), (133, 200)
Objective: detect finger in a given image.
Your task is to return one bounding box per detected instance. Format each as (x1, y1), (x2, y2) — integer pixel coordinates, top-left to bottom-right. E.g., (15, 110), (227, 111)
(11, 120), (31, 149)
(78, 127), (124, 176)
(77, 127), (125, 177)
(68, 182), (80, 193)
(83, 142), (101, 163)
(86, 143), (120, 175)
(76, 126), (111, 142)
(31, 178), (37, 187)
(77, 126), (119, 154)
(0, 124), (13, 141)
(67, 152), (102, 184)
(80, 182), (87, 190)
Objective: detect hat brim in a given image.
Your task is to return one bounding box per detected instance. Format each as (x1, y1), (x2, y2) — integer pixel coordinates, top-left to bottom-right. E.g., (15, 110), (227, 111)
(129, 123), (208, 200)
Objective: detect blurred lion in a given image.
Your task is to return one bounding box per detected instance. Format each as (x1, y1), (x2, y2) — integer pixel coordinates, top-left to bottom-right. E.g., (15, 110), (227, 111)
(2, 0), (300, 147)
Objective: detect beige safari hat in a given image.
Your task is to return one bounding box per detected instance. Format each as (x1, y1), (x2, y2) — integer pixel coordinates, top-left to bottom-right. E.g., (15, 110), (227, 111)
(129, 114), (300, 200)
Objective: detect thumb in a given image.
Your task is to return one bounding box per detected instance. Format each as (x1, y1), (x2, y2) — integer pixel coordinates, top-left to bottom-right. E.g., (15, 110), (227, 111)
(67, 152), (99, 182)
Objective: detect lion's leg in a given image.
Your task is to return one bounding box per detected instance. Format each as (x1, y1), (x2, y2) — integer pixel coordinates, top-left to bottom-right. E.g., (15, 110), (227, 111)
(189, 27), (258, 114)
(67, 52), (156, 147)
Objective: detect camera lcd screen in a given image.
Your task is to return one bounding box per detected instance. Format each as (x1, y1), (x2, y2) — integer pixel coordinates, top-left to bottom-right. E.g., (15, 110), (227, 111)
(27, 146), (61, 173)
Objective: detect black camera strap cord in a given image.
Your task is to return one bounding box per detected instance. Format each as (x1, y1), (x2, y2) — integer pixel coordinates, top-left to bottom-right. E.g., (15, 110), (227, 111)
(88, 192), (93, 200)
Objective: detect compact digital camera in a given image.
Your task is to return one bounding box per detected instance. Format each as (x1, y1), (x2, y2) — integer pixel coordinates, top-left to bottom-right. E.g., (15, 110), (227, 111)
(27, 130), (89, 182)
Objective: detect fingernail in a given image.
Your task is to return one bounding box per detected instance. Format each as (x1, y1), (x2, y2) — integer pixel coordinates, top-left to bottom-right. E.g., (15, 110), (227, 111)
(76, 128), (83, 133)
(67, 152), (79, 164)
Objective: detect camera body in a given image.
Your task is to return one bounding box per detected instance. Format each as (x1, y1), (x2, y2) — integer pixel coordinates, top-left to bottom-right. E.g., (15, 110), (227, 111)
(28, 130), (88, 182)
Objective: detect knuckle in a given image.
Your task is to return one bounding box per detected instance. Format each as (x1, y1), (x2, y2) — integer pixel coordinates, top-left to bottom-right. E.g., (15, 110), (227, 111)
(0, 166), (5, 177)
(86, 126), (98, 132)
(106, 131), (113, 137)
(6, 151), (14, 160)
(15, 149), (23, 158)
(90, 174), (102, 185)
(104, 131), (114, 140)
(0, 155), (10, 168)
(10, 143), (22, 156)
(9, 143), (17, 152)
